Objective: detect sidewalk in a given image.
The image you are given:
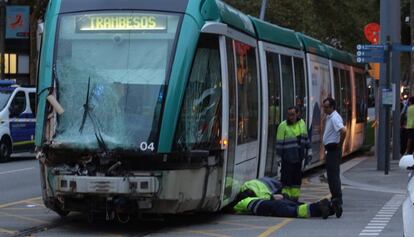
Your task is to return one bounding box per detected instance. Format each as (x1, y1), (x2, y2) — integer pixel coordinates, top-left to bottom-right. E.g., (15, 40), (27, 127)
(340, 155), (407, 194)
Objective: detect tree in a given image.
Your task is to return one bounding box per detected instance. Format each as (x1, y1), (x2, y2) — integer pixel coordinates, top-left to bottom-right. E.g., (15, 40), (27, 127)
(224, 0), (379, 52)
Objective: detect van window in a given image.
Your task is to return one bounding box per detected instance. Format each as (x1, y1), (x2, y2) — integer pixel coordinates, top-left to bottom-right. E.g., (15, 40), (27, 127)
(29, 92), (36, 114)
(10, 91), (26, 117)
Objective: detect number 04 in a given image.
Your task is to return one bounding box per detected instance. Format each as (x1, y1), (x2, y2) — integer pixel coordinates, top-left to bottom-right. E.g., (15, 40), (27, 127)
(140, 142), (155, 151)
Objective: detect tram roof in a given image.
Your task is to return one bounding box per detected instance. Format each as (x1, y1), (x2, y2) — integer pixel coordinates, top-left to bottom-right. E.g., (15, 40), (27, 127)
(59, 0), (189, 13)
(213, 1), (256, 36)
(249, 17), (303, 50)
(325, 45), (354, 65)
(297, 33), (330, 58)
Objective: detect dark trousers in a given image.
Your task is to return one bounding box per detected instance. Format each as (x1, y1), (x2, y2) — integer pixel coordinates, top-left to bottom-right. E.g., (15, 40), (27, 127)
(280, 160), (302, 187)
(255, 199), (299, 217)
(325, 143), (342, 204)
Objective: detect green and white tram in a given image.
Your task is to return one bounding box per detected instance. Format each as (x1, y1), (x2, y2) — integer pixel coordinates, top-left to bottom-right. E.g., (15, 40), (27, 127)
(36, 0), (367, 217)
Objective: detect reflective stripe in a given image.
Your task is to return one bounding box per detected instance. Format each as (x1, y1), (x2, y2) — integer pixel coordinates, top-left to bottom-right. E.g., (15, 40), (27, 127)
(298, 204), (309, 218)
(9, 118), (36, 122)
(13, 140), (35, 146)
(235, 197), (260, 213)
(282, 143), (300, 149)
(248, 199), (264, 214)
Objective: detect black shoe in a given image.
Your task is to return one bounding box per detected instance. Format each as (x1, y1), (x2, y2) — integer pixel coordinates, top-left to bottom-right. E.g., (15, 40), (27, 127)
(331, 200), (343, 218)
(319, 198), (330, 219)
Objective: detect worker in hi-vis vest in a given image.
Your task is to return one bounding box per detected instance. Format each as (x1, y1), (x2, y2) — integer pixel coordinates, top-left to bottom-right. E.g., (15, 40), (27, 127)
(276, 106), (310, 201)
(230, 177), (334, 219)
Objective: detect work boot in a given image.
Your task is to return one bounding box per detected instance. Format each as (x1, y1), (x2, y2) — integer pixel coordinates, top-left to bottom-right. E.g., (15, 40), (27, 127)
(331, 198), (343, 218)
(319, 198), (331, 219)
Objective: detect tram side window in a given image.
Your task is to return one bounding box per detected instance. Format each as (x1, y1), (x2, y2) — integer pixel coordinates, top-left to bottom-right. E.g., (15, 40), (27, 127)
(174, 34), (222, 151)
(265, 51), (281, 177)
(339, 69), (352, 124)
(333, 67), (342, 113)
(281, 55), (294, 120)
(355, 73), (367, 123)
(294, 57), (306, 122)
(234, 40), (259, 144)
(339, 69), (349, 122)
(224, 38), (237, 200)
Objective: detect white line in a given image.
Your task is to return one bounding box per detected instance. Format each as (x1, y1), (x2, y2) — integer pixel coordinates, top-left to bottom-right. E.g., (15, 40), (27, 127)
(378, 211), (396, 216)
(359, 194), (404, 236)
(0, 167), (34, 175)
(362, 230), (382, 233)
(370, 220), (389, 223)
(368, 223), (386, 226)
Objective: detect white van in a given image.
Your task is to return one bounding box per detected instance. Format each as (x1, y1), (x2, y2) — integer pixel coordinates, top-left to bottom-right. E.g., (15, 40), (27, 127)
(0, 80), (36, 162)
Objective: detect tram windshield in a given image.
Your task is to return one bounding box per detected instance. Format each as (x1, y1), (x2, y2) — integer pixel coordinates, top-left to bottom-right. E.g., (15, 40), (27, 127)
(53, 11), (180, 151)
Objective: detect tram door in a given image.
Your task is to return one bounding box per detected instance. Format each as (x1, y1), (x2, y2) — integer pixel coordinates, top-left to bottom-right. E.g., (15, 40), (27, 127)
(307, 55), (331, 162)
(333, 65), (353, 155)
(223, 37), (260, 201)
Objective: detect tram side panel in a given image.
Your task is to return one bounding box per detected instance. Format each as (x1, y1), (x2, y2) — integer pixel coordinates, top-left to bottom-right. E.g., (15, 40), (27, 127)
(306, 54), (332, 166)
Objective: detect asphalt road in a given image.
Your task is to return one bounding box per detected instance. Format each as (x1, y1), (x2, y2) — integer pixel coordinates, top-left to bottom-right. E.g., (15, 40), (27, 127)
(0, 155), (40, 205)
(0, 154), (405, 237)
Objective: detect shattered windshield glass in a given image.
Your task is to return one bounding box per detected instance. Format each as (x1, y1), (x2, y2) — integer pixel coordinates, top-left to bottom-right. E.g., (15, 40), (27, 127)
(53, 11), (180, 151)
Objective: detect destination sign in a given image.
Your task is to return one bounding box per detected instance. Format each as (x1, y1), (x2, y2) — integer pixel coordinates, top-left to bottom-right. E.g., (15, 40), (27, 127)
(76, 14), (167, 31)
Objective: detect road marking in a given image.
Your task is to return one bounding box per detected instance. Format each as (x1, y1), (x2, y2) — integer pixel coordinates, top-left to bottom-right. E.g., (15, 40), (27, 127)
(359, 194), (405, 236)
(257, 218), (292, 237)
(0, 227), (17, 234)
(0, 196), (42, 209)
(0, 211), (48, 224)
(218, 221), (268, 228)
(0, 167), (34, 175)
(172, 226), (266, 234)
(183, 230), (232, 237)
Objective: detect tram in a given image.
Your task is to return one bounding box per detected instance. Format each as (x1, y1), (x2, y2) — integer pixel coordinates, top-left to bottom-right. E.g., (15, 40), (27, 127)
(35, 0), (367, 217)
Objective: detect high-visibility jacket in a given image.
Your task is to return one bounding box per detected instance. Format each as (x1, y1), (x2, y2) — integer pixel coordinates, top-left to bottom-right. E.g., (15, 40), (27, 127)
(240, 177), (282, 200)
(407, 105), (414, 129)
(234, 177), (282, 213)
(276, 119), (310, 163)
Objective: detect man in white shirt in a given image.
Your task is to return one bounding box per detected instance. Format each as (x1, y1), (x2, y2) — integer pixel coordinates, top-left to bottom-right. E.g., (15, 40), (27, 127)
(322, 97), (347, 218)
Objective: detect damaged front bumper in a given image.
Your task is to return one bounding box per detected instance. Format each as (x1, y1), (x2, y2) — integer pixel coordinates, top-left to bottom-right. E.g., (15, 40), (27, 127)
(55, 175), (159, 195)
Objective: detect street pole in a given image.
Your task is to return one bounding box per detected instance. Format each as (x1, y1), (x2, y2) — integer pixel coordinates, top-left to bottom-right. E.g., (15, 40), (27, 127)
(378, 0), (391, 172)
(391, 0), (401, 161)
(0, 0), (5, 81)
(259, 0), (267, 20)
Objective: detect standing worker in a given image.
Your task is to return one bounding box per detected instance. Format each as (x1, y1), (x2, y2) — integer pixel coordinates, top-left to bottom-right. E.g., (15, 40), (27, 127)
(404, 97), (414, 154)
(276, 106), (310, 201)
(322, 97), (346, 218)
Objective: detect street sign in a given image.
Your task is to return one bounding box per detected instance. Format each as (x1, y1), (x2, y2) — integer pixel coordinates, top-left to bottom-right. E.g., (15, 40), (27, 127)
(356, 44), (387, 51)
(356, 49), (385, 57)
(356, 56), (385, 63)
(356, 44), (387, 63)
(393, 44), (414, 52)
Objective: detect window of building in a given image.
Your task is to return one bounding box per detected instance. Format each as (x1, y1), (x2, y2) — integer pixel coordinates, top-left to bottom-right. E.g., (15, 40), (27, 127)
(4, 53), (17, 74)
